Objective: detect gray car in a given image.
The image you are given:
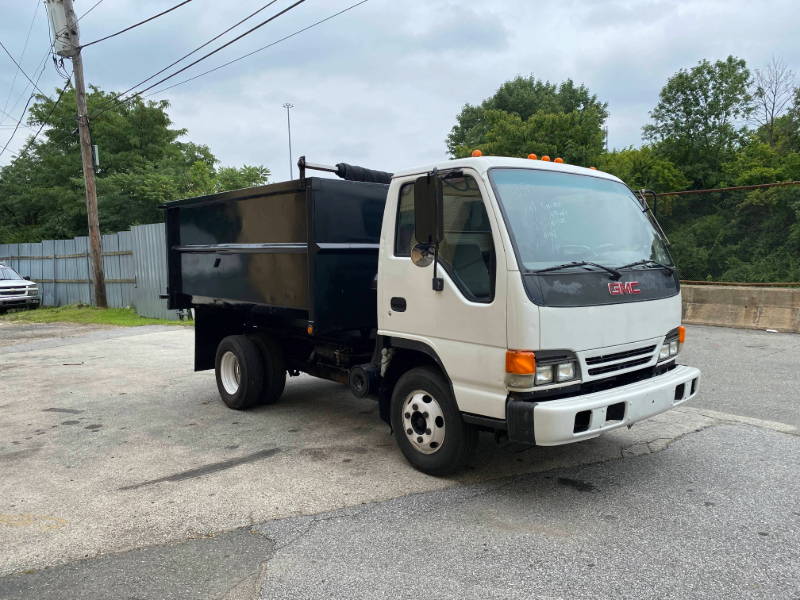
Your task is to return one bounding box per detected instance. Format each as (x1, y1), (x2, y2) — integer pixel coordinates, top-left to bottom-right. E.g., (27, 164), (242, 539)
(0, 264), (40, 313)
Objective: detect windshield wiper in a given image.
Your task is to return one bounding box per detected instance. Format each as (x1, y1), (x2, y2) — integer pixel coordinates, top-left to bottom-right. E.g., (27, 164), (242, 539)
(616, 259), (676, 275)
(531, 261), (622, 279)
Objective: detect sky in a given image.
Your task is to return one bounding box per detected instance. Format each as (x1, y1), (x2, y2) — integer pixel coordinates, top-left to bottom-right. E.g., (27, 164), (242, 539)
(1, 0), (799, 179)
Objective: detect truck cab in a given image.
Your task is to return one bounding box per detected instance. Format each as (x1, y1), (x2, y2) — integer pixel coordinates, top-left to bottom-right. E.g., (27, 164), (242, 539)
(378, 156), (698, 461)
(163, 155), (700, 475)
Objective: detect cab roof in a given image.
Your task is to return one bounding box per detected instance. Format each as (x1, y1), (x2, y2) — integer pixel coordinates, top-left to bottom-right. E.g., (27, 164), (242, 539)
(392, 156), (623, 184)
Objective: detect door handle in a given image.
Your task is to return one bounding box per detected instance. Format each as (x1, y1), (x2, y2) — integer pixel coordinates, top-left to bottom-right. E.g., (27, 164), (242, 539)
(390, 297), (407, 312)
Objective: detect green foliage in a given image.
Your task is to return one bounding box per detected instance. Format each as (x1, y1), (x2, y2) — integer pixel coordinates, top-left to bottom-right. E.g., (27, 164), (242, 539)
(0, 304), (191, 326)
(446, 75), (608, 157)
(643, 56), (753, 189)
(596, 146), (689, 193)
(454, 108), (605, 166)
(0, 86), (270, 244)
(659, 186), (800, 282)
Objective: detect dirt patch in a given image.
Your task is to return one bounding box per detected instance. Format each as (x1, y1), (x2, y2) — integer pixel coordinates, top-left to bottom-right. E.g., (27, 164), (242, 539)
(0, 321), (118, 348)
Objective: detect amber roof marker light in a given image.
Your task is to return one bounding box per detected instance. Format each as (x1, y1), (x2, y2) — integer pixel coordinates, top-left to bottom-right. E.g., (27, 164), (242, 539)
(554, 157), (564, 163)
(472, 149), (483, 157)
(528, 154), (538, 160)
(541, 155), (551, 162)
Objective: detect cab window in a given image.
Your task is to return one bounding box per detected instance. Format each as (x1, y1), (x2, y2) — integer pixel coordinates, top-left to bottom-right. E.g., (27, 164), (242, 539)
(394, 176), (495, 302)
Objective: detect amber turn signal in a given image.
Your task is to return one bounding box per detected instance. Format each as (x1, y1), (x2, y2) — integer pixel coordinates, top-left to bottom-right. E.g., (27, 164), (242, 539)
(506, 350), (536, 374)
(678, 326), (686, 344)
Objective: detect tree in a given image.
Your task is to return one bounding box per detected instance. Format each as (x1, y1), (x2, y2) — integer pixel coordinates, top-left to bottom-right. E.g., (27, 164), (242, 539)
(446, 75), (608, 157)
(643, 56), (753, 189)
(456, 108), (605, 166)
(0, 86), (270, 243)
(751, 57), (796, 148)
(596, 146), (689, 193)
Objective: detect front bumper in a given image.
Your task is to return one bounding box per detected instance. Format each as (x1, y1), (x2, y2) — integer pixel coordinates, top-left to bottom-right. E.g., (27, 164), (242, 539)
(507, 365), (700, 446)
(0, 295), (40, 308)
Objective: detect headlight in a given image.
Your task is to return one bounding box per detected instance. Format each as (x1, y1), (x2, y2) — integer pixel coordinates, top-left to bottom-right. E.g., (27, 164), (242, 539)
(506, 350), (580, 390)
(28, 287), (39, 296)
(659, 326), (685, 363)
(535, 365), (554, 385)
(557, 362), (575, 382)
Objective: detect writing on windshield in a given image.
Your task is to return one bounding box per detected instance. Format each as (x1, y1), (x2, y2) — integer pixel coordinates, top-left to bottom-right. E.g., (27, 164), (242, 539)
(490, 169), (673, 272)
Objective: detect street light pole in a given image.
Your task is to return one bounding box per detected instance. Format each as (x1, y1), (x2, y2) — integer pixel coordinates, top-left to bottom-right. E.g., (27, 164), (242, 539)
(283, 103), (293, 180)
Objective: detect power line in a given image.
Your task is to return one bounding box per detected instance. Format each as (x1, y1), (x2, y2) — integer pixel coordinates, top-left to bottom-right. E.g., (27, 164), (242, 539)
(0, 59), (50, 159)
(80, 0), (195, 48)
(77, 0), (105, 23)
(0, 0), (42, 126)
(8, 74), (74, 161)
(3, 48), (53, 126)
(89, 0), (309, 121)
(88, 0), (282, 118)
(147, 0), (370, 98)
(34, 0), (369, 153)
(0, 41), (47, 97)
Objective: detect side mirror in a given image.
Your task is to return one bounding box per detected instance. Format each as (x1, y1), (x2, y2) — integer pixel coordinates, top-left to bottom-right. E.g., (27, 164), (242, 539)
(414, 174), (443, 245)
(410, 243), (434, 268)
(23, 276), (31, 281)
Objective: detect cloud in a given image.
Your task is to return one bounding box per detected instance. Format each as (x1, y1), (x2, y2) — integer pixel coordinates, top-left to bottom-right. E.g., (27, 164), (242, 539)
(2, 0), (800, 173)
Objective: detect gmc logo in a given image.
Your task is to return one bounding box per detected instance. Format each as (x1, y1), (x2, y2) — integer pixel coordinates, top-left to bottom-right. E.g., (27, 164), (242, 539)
(609, 281), (641, 295)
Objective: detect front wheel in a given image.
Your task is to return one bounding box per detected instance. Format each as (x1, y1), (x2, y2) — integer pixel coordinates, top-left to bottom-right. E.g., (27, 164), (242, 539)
(390, 366), (478, 476)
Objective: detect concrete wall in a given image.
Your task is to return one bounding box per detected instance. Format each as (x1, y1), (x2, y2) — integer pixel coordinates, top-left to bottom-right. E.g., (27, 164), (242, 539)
(682, 284), (800, 333)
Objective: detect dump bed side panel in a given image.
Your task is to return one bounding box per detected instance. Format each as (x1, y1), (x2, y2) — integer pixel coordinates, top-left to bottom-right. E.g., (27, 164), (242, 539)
(310, 179), (387, 333)
(165, 183), (309, 313)
(164, 178), (388, 333)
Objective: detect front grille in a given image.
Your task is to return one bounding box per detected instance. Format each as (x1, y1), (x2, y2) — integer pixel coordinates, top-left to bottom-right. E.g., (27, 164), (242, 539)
(589, 356), (651, 376)
(0, 287), (26, 297)
(585, 345), (657, 366)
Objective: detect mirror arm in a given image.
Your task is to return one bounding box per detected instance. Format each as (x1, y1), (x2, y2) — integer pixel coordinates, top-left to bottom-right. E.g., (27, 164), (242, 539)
(431, 168), (444, 292)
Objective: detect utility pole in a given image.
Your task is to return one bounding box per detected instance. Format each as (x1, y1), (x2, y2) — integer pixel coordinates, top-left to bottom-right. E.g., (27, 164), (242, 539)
(283, 103), (293, 180)
(47, 0), (107, 307)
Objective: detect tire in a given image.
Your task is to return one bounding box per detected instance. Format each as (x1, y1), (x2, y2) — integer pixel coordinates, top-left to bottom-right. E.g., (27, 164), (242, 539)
(215, 335), (265, 410)
(390, 365), (478, 476)
(250, 334), (286, 405)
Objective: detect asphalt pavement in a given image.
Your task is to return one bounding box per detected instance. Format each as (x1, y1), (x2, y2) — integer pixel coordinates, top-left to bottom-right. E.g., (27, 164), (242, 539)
(0, 323), (797, 599)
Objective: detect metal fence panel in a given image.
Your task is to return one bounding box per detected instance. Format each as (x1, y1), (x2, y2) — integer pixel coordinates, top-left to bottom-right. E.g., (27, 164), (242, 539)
(1, 226), (170, 317)
(131, 223), (176, 320)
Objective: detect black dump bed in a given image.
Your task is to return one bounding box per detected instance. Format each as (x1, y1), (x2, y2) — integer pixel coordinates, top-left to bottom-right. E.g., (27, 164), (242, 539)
(163, 177), (389, 334)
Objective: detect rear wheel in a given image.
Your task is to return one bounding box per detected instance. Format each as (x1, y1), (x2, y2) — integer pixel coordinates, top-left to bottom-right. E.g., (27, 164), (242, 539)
(250, 333), (286, 405)
(390, 366), (478, 476)
(215, 335), (264, 410)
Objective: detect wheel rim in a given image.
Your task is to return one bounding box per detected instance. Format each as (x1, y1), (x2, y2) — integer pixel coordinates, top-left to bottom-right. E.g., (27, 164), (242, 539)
(220, 351), (241, 395)
(401, 390), (446, 455)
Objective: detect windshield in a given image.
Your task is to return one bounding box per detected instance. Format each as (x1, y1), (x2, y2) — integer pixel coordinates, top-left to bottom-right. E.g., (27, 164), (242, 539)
(489, 169), (673, 272)
(0, 267), (23, 280)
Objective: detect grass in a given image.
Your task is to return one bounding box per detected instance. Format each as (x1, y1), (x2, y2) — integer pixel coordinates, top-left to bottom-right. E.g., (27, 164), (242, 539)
(0, 304), (192, 327)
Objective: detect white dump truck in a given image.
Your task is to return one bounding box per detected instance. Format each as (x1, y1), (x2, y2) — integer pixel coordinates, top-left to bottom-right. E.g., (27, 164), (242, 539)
(163, 155), (700, 475)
